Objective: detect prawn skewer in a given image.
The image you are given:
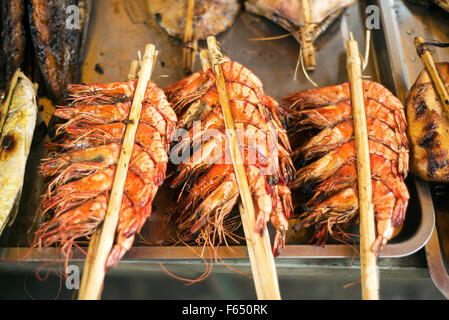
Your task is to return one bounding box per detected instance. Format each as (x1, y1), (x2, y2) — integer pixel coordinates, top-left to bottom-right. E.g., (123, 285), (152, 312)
(286, 79), (410, 255)
(166, 39), (295, 267)
(34, 49), (177, 293)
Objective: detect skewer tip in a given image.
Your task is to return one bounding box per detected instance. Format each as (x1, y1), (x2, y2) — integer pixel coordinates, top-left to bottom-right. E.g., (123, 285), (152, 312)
(349, 32), (355, 41)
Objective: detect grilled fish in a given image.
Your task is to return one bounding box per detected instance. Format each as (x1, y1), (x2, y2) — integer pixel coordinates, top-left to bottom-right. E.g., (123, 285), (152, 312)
(0, 0), (26, 89)
(408, 0), (449, 12)
(406, 62), (449, 182)
(28, 0), (91, 104)
(148, 0), (241, 40)
(433, 0), (449, 11)
(245, 0), (356, 42)
(0, 70), (38, 235)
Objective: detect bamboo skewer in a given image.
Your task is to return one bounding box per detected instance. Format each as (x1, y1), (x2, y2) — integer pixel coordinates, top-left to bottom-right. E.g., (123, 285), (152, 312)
(199, 49), (211, 71)
(78, 44), (157, 300)
(128, 60), (140, 81)
(346, 33), (379, 300)
(78, 229), (102, 299)
(300, 0), (316, 71)
(414, 37), (449, 120)
(206, 36), (281, 300)
(182, 0), (197, 73)
(78, 60), (141, 300)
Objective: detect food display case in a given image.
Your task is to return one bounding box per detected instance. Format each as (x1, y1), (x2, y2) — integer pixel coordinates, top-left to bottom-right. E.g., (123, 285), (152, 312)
(0, 0), (448, 300)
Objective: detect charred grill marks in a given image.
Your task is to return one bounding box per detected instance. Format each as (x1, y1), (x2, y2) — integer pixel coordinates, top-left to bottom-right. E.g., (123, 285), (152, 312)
(415, 100), (428, 118)
(28, 0), (86, 104)
(427, 151), (448, 178)
(0, 0), (26, 88)
(0, 135), (17, 155)
(419, 130), (439, 149)
(407, 62), (449, 182)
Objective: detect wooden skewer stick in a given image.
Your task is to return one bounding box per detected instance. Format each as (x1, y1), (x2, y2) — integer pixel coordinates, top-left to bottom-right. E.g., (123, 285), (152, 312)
(78, 229), (102, 299)
(206, 36), (281, 300)
(346, 33), (379, 300)
(300, 0), (316, 71)
(414, 37), (449, 120)
(78, 60), (142, 300)
(199, 49), (211, 72)
(78, 44), (157, 300)
(191, 40), (198, 71)
(200, 49), (231, 71)
(182, 0), (196, 73)
(128, 60), (140, 81)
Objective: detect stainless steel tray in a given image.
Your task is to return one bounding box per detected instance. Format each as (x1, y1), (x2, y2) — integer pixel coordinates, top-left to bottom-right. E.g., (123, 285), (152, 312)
(376, 0), (449, 298)
(0, 0), (435, 264)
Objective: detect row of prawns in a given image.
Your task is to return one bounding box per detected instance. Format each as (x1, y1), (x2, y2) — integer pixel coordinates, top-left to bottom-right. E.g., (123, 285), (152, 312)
(285, 81), (410, 251)
(33, 57), (410, 274)
(165, 60), (296, 256)
(35, 80), (177, 271)
(34, 59), (295, 273)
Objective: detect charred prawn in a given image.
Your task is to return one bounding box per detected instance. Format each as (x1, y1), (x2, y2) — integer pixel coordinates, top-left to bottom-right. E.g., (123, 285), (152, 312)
(285, 81), (410, 251)
(165, 60), (295, 256)
(34, 80), (176, 272)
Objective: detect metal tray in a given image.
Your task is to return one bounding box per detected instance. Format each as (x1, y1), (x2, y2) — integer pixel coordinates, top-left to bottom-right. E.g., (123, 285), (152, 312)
(0, 0), (435, 264)
(376, 0), (449, 298)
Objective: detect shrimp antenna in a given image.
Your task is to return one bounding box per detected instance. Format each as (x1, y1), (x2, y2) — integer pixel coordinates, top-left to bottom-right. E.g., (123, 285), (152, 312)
(294, 46), (318, 87)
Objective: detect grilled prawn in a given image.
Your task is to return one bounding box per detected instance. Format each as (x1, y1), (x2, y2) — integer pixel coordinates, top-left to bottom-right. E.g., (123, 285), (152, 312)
(285, 81), (409, 252)
(166, 60), (295, 256)
(35, 80), (176, 272)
